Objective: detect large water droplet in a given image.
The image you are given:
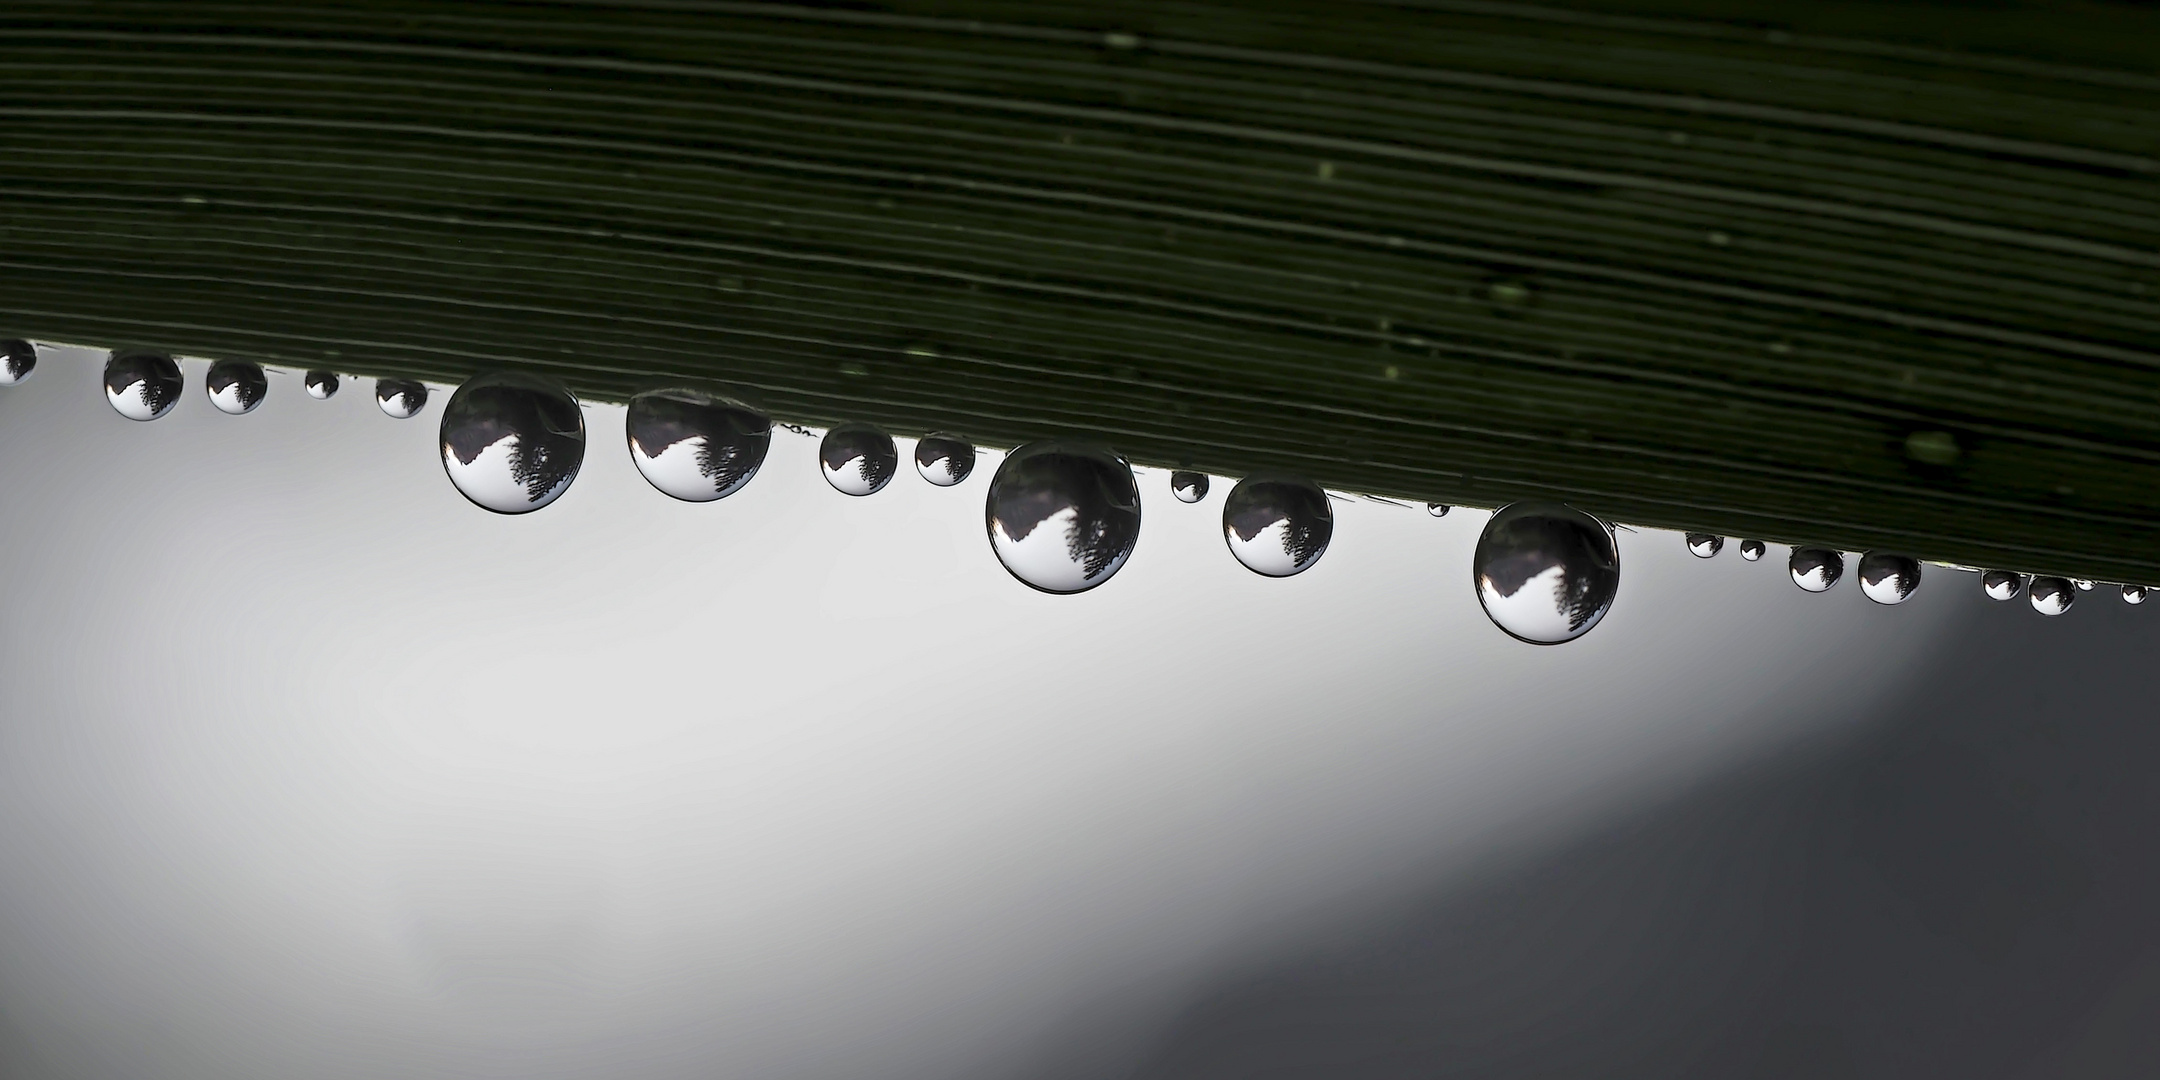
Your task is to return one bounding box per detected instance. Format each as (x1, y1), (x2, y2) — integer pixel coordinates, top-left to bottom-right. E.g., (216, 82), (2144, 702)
(1857, 552), (1921, 605)
(1223, 476), (1332, 577)
(987, 440), (1140, 594)
(1427, 502), (1451, 518)
(104, 351), (184, 421)
(1171, 471), (1210, 504)
(820, 423), (897, 496)
(625, 388), (770, 502)
(1739, 539), (1766, 561)
(1473, 503), (1619, 645)
(305, 371), (339, 399)
(377, 379), (428, 418)
(2124, 585), (2147, 605)
(1789, 548), (1843, 593)
(438, 372), (586, 514)
(204, 359), (266, 415)
(2030, 576), (2075, 615)
(0, 339), (36, 385)
(914, 433), (976, 487)
(1982, 570), (2024, 601)
(1686, 533), (1723, 558)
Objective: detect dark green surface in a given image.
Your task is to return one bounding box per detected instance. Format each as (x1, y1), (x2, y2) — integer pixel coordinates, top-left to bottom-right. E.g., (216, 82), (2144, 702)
(2, 1), (2157, 580)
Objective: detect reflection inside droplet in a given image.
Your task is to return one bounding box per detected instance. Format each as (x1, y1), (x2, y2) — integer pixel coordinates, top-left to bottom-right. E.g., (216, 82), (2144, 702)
(1739, 539), (1766, 561)
(1857, 552), (1921, 605)
(625, 388), (771, 502)
(820, 423), (897, 496)
(1473, 503), (1620, 645)
(1171, 471), (1210, 504)
(305, 370), (340, 399)
(1789, 548), (1843, 593)
(377, 379), (428, 418)
(0, 339), (36, 385)
(914, 433), (976, 487)
(1222, 476), (1332, 577)
(103, 351), (184, 421)
(1427, 502), (1451, 518)
(987, 440), (1140, 594)
(1686, 533), (1723, 558)
(205, 359), (267, 415)
(439, 372), (586, 514)
(2030, 576), (2075, 615)
(1982, 570), (2024, 601)
(2124, 585), (2147, 605)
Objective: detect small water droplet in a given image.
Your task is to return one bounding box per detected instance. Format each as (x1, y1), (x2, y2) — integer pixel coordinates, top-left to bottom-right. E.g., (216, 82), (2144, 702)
(1739, 539), (1766, 561)
(2030, 576), (2075, 615)
(987, 440), (1140, 594)
(1223, 476), (1333, 578)
(1903, 430), (1960, 466)
(376, 379), (428, 418)
(2123, 585), (2147, 605)
(820, 423), (897, 496)
(304, 371), (340, 399)
(914, 433), (976, 487)
(625, 388), (771, 502)
(1171, 471), (1210, 503)
(0, 339), (37, 385)
(204, 359), (266, 415)
(1982, 570), (2024, 601)
(1427, 502), (1451, 518)
(439, 372), (586, 514)
(2073, 579), (2095, 591)
(104, 351), (183, 421)
(1686, 533), (1723, 558)
(1857, 552), (1921, 605)
(1789, 547), (1843, 593)
(1473, 503), (1619, 645)
(1486, 279), (1534, 307)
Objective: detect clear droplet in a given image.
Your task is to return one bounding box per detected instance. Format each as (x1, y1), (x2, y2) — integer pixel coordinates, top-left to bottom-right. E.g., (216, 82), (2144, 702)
(914, 433), (976, 487)
(2030, 576), (2075, 616)
(820, 423), (897, 496)
(1857, 552), (1921, 605)
(625, 388), (770, 502)
(987, 440), (1140, 594)
(1982, 570), (2024, 601)
(1789, 548), (1843, 593)
(1686, 533), (1723, 558)
(1427, 502), (1451, 518)
(304, 371), (340, 399)
(1171, 471), (1210, 504)
(2073, 579), (2095, 591)
(377, 379), (428, 418)
(2123, 585), (2147, 605)
(1739, 539), (1766, 561)
(204, 359), (267, 415)
(103, 351), (184, 421)
(1223, 476), (1333, 577)
(1473, 503), (1620, 645)
(438, 372), (586, 514)
(0, 339), (36, 385)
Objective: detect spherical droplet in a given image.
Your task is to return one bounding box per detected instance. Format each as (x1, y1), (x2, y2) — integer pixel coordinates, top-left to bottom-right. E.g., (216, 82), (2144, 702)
(1789, 548), (1843, 593)
(914, 433), (976, 487)
(304, 371), (340, 399)
(625, 388), (770, 502)
(1223, 476), (1332, 578)
(104, 351), (184, 421)
(2073, 579), (2095, 591)
(0, 339), (37, 385)
(1739, 539), (1766, 561)
(2123, 585), (2147, 605)
(1427, 502), (1451, 518)
(1171, 471), (1210, 504)
(204, 359), (267, 415)
(1982, 570), (2024, 601)
(377, 379), (428, 418)
(1686, 533), (1723, 558)
(1857, 552), (1921, 605)
(1473, 503), (1620, 646)
(820, 423), (897, 496)
(987, 440), (1140, 594)
(2030, 576), (2075, 616)
(438, 372), (586, 514)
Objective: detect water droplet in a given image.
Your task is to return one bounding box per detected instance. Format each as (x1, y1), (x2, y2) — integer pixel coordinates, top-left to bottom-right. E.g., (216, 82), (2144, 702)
(2124, 585), (2147, 605)
(987, 440), (1140, 594)
(1982, 570), (2024, 601)
(624, 388), (770, 502)
(377, 379), (428, 418)
(438, 372), (586, 514)
(304, 371), (340, 399)
(820, 423), (897, 496)
(1857, 552), (1921, 605)
(1903, 430), (1961, 466)
(1739, 539), (1766, 561)
(914, 433), (976, 487)
(1789, 548), (1843, 593)
(2073, 579), (2095, 591)
(0, 339), (36, 385)
(103, 351), (184, 421)
(2030, 576), (2075, 616)
(1171, 471), (1210, 503)
(204, 359), (266, 415)
(1473, 503), (1620, 645)
(1223, 476), (1333, 577)
(1427, 502), (1451, 518)
(1686, 533), (1723, 558)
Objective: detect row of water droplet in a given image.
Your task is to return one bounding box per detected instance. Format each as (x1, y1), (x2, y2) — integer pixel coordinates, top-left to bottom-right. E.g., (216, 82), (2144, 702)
(1677, 530), (2145, 615)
